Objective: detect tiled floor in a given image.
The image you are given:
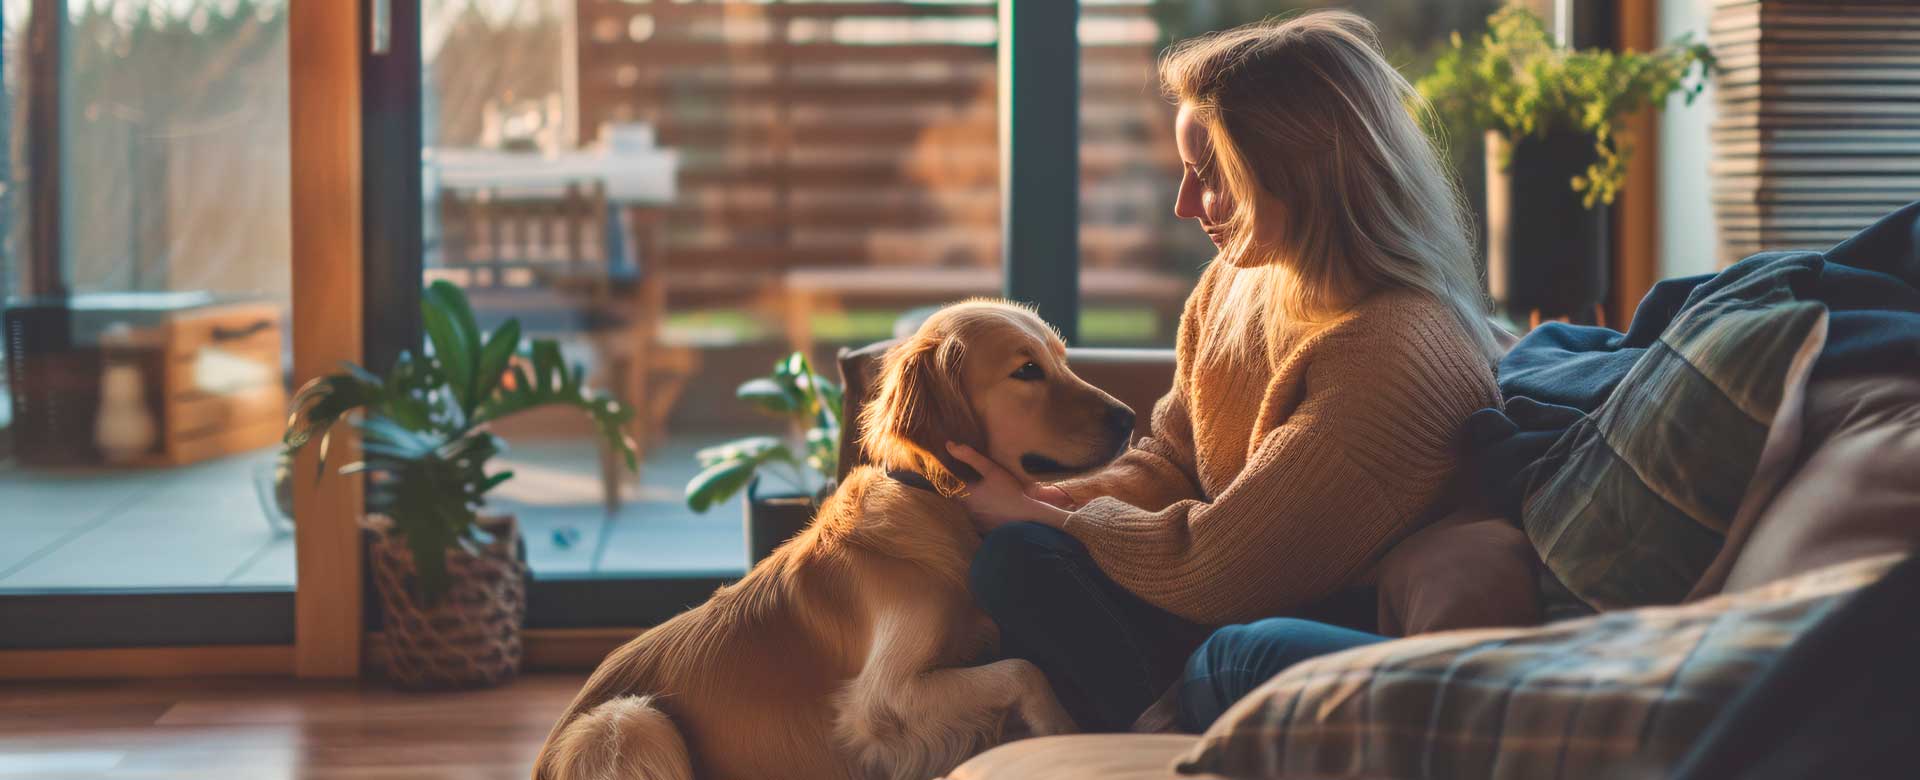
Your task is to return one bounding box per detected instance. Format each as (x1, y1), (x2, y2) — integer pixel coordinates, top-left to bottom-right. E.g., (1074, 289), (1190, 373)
(493, 435), (763, 579)
(0, 433), (764, 592)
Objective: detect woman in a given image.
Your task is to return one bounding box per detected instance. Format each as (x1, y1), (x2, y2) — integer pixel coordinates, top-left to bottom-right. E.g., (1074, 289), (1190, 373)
(946, 11), (1503, 733)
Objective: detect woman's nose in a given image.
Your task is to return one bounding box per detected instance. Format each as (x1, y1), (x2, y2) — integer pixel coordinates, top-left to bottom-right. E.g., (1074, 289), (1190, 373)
(1174, 174), (1205, 220)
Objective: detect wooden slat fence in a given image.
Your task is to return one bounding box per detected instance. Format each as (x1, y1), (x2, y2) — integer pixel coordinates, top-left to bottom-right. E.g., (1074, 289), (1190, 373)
(573, 0), (1195, 311)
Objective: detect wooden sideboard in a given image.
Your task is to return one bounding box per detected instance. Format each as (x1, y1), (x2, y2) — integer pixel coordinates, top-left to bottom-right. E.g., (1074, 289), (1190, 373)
(4, 296), (286, 468)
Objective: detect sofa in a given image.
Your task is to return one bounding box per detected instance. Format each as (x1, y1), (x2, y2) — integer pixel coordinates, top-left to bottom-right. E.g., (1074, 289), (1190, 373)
(834, 321), (1920, 777)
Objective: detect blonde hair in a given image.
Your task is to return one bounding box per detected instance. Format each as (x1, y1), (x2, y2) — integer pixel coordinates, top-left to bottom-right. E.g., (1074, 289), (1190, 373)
(1160, 11), (1500, 363)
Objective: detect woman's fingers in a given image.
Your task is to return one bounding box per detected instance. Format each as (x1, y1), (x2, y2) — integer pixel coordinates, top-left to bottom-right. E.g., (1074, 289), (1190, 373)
(1028, 483), (1074, 508)
(944, 442), (1076, 530)
(945, 442), (1005, 480)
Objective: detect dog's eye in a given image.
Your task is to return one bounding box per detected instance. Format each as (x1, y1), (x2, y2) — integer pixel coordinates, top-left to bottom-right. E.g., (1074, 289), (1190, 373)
(1010, 362), (1044, 381)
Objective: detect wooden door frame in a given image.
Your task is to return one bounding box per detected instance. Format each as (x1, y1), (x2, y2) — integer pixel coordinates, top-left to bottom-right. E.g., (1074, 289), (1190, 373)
(288, 0), (367, 679)
(1610, 0), (1660, 327)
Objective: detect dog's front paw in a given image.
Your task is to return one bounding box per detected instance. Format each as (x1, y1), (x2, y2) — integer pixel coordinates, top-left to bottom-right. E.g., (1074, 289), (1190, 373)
(1017, 693), (1077, 737)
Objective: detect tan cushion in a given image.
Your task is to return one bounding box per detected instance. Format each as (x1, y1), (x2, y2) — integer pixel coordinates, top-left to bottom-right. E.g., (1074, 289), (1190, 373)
(943, 735), (1219, 780)
(1720, 375), (1920, 592)
(836, 341), (1176, 480)
(1373, 507), (1542, 636)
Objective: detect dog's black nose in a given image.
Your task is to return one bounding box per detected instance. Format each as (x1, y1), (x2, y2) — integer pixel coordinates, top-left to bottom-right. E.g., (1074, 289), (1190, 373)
(1106, 405), (1136, 436)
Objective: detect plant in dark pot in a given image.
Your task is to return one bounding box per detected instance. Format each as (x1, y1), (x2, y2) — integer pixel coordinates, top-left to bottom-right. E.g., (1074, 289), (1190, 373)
(684, 352), (842, 563)
(1419, 6), (1712, 324)
(282, 281), (636, 690)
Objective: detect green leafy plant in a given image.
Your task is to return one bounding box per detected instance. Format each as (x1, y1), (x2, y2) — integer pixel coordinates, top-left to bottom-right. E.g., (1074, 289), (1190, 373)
(1417, 6), (1714, 207)
(282, 281), (637, 602)
(684, 352), (843, 513)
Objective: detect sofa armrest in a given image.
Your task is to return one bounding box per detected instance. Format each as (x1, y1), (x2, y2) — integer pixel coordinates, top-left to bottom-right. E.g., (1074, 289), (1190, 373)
(835, 341), (1176, 482)
(943, 734), (1216, 780)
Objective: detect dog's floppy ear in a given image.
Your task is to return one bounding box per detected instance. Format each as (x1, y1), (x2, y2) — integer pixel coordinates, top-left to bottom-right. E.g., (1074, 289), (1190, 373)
(858, 333), (985, 495)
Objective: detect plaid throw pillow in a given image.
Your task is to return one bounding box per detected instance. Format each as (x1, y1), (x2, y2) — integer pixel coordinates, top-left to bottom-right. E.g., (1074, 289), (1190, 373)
(1176, 553), (1901, 780)
(1521, 266), (1828, 616)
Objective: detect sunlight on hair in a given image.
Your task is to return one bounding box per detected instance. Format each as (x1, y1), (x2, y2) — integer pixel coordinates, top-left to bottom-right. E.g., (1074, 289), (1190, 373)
(1159, 11), (1501, 365)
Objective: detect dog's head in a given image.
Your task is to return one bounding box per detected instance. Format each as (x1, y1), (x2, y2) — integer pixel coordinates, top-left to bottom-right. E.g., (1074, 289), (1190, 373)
(859, 300), (1136, 496)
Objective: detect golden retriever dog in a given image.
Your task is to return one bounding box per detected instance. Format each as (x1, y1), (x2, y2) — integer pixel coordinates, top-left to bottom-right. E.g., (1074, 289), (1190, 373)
(533, 300), (1137, 780)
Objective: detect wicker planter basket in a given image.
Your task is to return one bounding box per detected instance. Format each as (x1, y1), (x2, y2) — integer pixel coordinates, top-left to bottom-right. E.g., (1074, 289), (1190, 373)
(367, 513), (528, 690)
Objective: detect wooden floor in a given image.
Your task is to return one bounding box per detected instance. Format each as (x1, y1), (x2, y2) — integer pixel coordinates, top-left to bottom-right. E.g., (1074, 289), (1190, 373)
(0, 674), (587, 779)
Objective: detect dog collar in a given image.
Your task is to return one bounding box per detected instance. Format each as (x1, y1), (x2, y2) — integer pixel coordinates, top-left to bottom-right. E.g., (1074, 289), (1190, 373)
(887, 469), (939, 494)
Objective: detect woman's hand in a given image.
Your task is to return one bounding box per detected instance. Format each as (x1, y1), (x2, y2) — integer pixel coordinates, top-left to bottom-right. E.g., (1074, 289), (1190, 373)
(945, 443), (1074, 533)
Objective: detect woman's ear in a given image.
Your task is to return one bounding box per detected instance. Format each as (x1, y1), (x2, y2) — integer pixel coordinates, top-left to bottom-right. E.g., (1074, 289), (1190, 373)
(859, 335), (985, 492)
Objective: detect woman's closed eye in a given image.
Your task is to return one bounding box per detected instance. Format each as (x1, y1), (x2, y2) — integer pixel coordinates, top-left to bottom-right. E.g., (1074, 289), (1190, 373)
(1011, 362), (1045, 381)
(1186, 163), (1210, 189)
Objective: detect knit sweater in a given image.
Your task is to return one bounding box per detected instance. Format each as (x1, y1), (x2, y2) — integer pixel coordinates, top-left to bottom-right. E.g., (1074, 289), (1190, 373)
(1054, 264), (1501, 625)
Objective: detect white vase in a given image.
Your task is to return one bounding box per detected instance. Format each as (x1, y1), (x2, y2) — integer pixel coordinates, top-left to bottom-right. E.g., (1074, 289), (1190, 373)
(95, 363), (156, 464)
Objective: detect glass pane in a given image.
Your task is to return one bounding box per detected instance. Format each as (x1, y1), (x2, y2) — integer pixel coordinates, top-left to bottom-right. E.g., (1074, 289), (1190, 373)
(423, 0), (999, 578)
(0, 0), (296, 593)
(1077, 0), (1501, 347)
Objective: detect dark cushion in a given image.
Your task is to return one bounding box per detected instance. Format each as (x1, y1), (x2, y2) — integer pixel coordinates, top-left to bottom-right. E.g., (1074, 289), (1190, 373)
(1176, 554), (1901, 779)
(1520, 281), (1828, 616)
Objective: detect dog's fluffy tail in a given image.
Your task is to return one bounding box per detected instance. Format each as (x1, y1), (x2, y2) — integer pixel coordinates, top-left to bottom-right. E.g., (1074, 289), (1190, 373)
(536, 695), (693, 780)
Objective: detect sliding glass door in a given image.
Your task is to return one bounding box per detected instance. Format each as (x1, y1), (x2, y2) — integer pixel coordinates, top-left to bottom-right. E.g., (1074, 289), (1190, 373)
(0, 0), (299, 648)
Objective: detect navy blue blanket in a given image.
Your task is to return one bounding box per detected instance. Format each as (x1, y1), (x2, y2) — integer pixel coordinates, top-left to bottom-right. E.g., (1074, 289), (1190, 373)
(1470, 201), (1920, 517)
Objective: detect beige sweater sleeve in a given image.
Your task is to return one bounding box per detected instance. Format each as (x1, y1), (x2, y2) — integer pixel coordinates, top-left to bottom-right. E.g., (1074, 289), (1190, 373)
(1060, 322), (1494, 625)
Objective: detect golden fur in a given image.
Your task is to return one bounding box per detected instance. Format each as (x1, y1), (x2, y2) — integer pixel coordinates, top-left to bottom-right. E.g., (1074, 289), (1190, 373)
(533, 301), (1134, 780)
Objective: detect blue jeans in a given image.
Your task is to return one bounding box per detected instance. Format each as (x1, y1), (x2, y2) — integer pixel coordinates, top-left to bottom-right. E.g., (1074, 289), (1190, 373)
(1177, 618), (1387, 732)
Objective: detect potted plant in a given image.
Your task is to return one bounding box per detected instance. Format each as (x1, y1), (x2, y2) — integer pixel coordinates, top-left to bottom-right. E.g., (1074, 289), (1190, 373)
(684, 351), (843, 563)
(1418, 7), (1713, 322)
(282, 281), (636, 689)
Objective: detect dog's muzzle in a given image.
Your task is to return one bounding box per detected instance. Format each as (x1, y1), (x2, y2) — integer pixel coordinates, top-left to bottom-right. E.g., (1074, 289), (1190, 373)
(1020, 404), (1135, 475)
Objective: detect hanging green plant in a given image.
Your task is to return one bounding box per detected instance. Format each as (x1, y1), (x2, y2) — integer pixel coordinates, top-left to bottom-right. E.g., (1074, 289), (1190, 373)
(1416, 6), (1715, 207)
